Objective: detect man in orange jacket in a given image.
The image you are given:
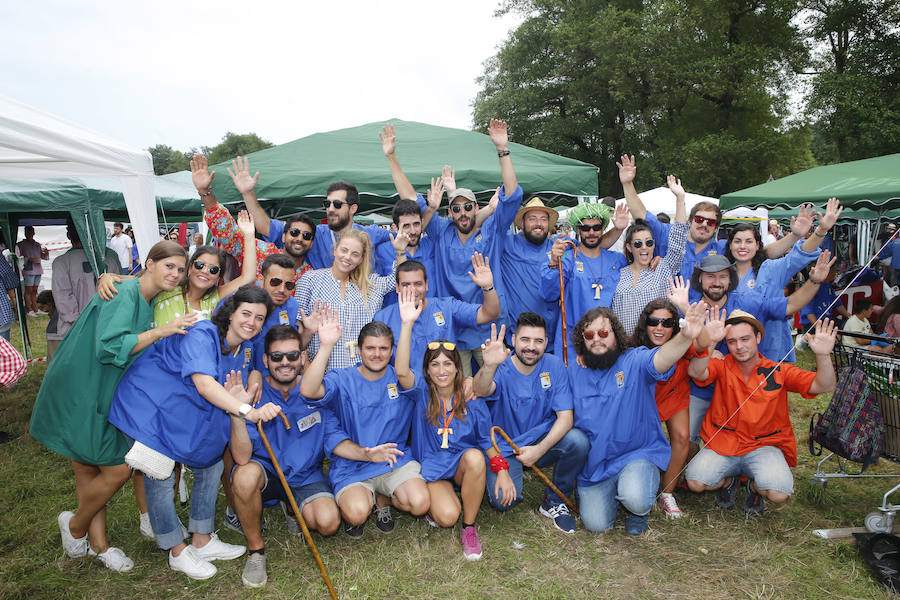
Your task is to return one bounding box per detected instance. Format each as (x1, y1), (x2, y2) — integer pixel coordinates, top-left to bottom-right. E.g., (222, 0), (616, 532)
(685, 310), (837, 515)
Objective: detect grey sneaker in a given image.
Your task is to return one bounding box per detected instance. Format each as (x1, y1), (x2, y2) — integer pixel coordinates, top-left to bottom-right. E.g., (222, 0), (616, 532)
(241, 552), (267, 588)
(374, 505), (395, 533)
(280, 501), (300, 536)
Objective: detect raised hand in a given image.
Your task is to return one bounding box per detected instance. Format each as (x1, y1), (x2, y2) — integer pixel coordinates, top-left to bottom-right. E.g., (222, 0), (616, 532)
(364, 443), (404, 468)
(227, 156), (259, 195)
(612, 202), (630, 229)
(666, 276), (690, 314)
(488, 118), (509, 149)
(317, 308), (342, 347)
(224, 369), (246, 399)
(427, 177), (444, 211)
(190, 154), (215, 193)
(390, 230), (410, 254)
(487, 187), (500, 212)
(616, 154), (636, 184)
(156, 311), (200, 338)
(236, 209), (255, 238)
(790, 203), (815, 238)
(441, 165), (457, 194)
(397, 287), (423, 324)
(300, 300), (334, 333)
(681, 301), (705, 339)
(705, 307), (727, 345)
(380, 123), (397, 157)
(809, 250), (836, 283)
(481, 323), (510, 368)
(667, 174), (685, 201)
(805, 318), (837, 356)
(817, 197), (843, 232)
(468, 252), (494, 289)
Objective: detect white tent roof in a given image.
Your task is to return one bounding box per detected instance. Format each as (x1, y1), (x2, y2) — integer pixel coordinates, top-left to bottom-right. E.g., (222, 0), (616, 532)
(0, 95), (159, 261)
(618, 186), (719, 216)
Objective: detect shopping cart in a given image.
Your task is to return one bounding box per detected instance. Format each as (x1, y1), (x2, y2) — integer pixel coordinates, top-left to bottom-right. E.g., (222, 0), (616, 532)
(810, 331), (900, 533)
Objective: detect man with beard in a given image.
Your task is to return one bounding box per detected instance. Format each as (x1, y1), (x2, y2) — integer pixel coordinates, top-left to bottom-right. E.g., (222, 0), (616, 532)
(570, 303), (705, 535)
(229, 325), (341, 587)
(194, 155), (316, 280)
(473, 313), (588, 534)
(373, 256), (500, 370)
(540, 202), (630, 356)
(685, 252), (833, 449)
(376, 199), (437, 306)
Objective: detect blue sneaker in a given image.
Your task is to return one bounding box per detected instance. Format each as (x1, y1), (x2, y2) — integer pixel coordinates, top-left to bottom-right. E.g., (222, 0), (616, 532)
(625, 513), (648, 535)
(539, 497), (576, 534)
(716, 477), (740, 510)
(224, 506), (244, 535)
(742, 481), (765, 516)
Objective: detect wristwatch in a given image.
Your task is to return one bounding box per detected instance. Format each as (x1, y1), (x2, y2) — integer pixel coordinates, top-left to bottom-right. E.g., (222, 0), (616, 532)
(237, 403), (252, 417)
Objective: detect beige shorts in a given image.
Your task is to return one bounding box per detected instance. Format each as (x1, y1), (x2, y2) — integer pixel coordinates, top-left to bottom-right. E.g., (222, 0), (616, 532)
(335, 460), (423, 502)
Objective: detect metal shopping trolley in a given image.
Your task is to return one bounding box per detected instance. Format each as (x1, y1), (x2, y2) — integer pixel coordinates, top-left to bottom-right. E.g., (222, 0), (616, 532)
(810, 331), (900, 533)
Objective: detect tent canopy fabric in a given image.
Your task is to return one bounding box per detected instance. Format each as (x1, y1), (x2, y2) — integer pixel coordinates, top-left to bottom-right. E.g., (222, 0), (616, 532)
(719, 153), (900, 212)
(618, 186), (718, 217)
(207, 119), (600, 217)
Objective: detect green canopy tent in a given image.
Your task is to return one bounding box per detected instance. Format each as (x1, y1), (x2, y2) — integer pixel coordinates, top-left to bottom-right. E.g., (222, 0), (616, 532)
(207, 119), (599, 219)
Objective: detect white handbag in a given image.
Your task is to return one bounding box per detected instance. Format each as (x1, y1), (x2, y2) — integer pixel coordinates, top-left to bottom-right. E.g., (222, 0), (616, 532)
(125, 441), (175, 480)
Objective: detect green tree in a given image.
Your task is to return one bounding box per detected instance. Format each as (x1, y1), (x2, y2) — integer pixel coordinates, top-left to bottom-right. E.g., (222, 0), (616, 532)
(473, 0), (815, 197)
(803, 0), (900, 163)
(147, 144), (190, 175)
(204, 132), (274, 165)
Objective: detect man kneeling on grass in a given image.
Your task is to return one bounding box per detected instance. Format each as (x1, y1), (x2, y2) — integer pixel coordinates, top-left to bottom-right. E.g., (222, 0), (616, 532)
(300, 318), (430, 537)
(685, 310), (837, 515)
(229, 325), (341, 587)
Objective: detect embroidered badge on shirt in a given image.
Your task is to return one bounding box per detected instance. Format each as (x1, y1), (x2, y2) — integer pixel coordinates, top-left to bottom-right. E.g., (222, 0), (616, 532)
(279, 310), (289, 325)
(243, 348), (252, 369)
(747, 279), (756, 289)
(433, 312), (446, 326)
(576, 261), (584, 273)
(708, 251), (717, 255)
(298, 411), (321, 432)
(615, 371), (624, 388)
(476, 233), (482, 243)
(540, 372), (551, 389)
(387, 383), (399, 399)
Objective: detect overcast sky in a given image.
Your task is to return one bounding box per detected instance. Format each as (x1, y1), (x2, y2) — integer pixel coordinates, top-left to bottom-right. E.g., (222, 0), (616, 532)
(1, 1), (522, 152)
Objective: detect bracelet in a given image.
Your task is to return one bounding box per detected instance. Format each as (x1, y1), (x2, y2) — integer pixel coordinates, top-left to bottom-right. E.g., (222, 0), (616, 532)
(813, 229), (827, 237)
(489, 455), (509, 473)
(198, 190), (212, 197)
(481, 285), (495, 292)
(497, 149), (510, 158)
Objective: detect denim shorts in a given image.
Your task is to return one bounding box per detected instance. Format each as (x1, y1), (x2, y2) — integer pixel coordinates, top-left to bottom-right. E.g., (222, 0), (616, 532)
(23, 274), (40, 286)
(233, 460), (334, 510)
(686, 446), (794, 496)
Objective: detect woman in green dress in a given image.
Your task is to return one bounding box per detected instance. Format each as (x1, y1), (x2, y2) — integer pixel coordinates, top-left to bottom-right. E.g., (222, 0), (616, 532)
(30, 240), (197, 573)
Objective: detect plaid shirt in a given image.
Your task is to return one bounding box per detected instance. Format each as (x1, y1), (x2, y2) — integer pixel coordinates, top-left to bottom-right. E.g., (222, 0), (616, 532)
(295, 266), (396, 371)
(0, 337), (26, 387)
(612, 221), (688, 336)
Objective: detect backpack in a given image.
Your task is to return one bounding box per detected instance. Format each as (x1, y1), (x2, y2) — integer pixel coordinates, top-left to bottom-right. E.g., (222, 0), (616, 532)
(809, 364), (884, 472)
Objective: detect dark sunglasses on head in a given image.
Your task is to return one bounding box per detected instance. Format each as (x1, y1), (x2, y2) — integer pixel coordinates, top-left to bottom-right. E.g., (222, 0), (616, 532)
(450, 203), (475, 213)
(427, 341), (457, 350)
(579, 224), (605, 232)
(646, 316), (676, 328)
(287, 228), (314, 240)
(692, 215), (718, 227)
(267, 350), (301, 362)
(323, 200), (345, 210)
(582, 329), (610, 340)
(631, 239), (654, 249)
(267, 277), (296, 291)
(192, 260), (221, 275)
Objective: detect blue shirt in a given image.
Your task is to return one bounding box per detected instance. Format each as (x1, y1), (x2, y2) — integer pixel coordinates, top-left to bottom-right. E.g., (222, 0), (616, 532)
(252, 297), (301, 371)
(539, 249), (627, 356)
(500, 232), (559, 343)
(571, 346), (674, 486)
(801, 282), (839, 324)
(410, 377), (491, 482)
(108, 320), (256, 468)
(267, 220), (395, 276)
(373, 296), (479, 371)
(417, 184), (522, 349)
(484, 353), (572, 457)
(305, 365), (417, 494)
(378, 226), (439, 306)
(247, 380), (338, 487)
(649, 213), (728, 303)
(733, 240), (820, 363)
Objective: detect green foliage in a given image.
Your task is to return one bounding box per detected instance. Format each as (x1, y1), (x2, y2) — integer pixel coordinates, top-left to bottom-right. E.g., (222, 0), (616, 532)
(147, 144), (190, 175)
(203, 132), (274, 165)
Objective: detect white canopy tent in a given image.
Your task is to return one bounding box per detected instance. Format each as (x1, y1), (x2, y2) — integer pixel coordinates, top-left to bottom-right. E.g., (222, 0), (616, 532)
(0, 95), (159, 263)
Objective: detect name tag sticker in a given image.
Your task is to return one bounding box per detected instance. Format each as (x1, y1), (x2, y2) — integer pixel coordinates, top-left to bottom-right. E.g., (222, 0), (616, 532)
(576, 261), (584, 273)
(298, 411), (321, 432)
(279, 310), (289, 325)
(433, 312), (446, 326)
(387, 383), (399, 399)
(540, 372), (551, 389)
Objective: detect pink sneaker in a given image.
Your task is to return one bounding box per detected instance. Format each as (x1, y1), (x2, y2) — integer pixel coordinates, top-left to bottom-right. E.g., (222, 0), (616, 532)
(658, 493), (684, 518)
(460, 526), (482, 561)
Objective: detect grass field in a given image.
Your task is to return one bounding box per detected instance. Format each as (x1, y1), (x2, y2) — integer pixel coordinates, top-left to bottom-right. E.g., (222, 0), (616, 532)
(1, 316), (899, 599)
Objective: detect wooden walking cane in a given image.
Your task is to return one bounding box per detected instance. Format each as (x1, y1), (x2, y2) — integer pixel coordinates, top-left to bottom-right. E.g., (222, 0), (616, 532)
(490, 425), (578, 515)
(556, 240), (578, 366)
(256, 414), (339, 600)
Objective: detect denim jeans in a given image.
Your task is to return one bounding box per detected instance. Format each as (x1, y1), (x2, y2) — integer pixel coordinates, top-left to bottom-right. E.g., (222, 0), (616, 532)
(485, 427), (589, 510)
(686, 446), (794, 496)
(689, 394), (710, 444)
(144, 460), (224, 550)
(577, 458), (659, 533)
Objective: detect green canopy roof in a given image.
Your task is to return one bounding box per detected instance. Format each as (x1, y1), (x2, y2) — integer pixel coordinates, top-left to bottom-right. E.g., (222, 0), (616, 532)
(720, 153), (900, 212)
(207, 119), (599, 218)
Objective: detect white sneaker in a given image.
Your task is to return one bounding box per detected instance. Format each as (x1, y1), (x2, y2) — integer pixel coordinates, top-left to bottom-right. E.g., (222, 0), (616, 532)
(88, 546), (134, 572)
(193, 532), (246, 561)
(169, 545), (216, 580)
(139, 512), (154, 538)
(58, 511), (88, 558)
(658, 493), (684, 518)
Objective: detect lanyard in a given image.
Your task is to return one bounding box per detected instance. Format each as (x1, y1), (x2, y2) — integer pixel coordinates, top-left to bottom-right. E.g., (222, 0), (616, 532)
(438, 394), (455, 449)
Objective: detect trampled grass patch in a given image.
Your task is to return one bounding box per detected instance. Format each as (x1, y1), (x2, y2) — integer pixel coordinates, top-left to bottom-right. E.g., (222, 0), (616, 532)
(1, 322), (898, 598)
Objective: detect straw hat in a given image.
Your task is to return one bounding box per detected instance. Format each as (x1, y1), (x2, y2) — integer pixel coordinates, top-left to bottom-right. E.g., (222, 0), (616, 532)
(725, 309), (765, 338)
(514, 197), (559, 229)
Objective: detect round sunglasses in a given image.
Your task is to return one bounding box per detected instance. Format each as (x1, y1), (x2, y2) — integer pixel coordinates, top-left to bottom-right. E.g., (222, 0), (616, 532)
(192, 260), (221, 275)
(582, 329), (610, 340)
(287, 228), (314, 240)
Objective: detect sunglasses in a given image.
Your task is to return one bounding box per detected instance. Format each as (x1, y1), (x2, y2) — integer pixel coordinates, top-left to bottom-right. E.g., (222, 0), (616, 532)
(582, 329), (610, 340)
(267, 277), (296, 291)
(646, 316), (676, 328)
(631, 239), (654, 249)
(267, 350), (301, 362)
(692, 215), (718, 227)
(192, 260), (221, 275)
(323, 200), (346, 210)
(427, 341), (457, 351)
(578, 224), (605, 232)
(287, 228), (314, 241)
(450, 203), (475, 213)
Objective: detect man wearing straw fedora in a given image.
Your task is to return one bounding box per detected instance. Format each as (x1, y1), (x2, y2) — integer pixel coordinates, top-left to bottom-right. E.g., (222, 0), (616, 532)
(230, 325), (341, 587)
(685, 310), (837, 515)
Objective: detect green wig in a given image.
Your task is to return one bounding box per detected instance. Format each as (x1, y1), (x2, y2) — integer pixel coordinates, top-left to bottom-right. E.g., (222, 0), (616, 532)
(566, 203), (611, 229)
